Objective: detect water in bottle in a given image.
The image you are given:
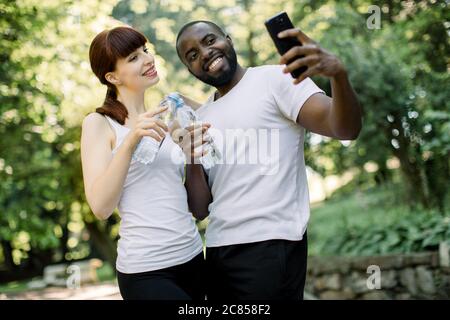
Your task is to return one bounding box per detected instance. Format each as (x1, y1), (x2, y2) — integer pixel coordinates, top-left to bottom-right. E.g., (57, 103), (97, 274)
(159, 92), (221, 169)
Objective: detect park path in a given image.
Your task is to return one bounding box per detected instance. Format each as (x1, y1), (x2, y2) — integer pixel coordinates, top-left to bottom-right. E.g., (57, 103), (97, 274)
(1, 282), (318, 300)
(0, 281), (122, 300)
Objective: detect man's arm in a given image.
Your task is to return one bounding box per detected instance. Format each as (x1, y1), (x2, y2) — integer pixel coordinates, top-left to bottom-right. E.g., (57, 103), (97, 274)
(172, 124), (212, 220)
(279, 28), (362, 140)
(185, 164), (212, 221)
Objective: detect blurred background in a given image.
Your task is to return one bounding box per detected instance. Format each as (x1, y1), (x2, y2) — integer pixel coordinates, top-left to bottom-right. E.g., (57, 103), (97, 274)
(0, 0), (448, 299)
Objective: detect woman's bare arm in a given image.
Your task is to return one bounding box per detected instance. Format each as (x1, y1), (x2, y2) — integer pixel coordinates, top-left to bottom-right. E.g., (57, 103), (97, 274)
(81, 113), (135, 220)
(81, 108), (168, 220)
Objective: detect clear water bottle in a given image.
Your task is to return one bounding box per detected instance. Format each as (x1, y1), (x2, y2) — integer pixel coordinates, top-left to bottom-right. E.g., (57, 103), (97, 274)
(159, 92), (221, 169)
(131, 99), (175, 165)
(131, 136), (160, 165)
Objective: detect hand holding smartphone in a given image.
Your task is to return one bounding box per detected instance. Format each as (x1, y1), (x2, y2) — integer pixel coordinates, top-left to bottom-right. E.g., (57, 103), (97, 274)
(265, 12), (307, 78)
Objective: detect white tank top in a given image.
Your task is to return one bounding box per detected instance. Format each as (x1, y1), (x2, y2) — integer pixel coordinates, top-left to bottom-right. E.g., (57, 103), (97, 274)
(104, 115), (203, 274)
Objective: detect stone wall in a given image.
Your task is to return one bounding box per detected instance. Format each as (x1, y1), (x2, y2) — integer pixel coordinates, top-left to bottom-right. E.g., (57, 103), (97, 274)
(305, 243), (450, 300)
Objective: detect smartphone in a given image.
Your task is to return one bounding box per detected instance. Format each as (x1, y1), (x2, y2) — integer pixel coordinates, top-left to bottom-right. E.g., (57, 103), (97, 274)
(265, 12), (307, 78)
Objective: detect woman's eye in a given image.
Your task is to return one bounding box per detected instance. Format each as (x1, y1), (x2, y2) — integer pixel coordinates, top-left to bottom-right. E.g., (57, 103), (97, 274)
(208, 38), (215, 45)
(189, 53), (197, 61)
(143, 47), (149, 53)
(130, 55), (137, 61)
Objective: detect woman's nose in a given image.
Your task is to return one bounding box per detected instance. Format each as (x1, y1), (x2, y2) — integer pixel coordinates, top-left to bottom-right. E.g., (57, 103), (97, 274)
(144, 53), (154, 65)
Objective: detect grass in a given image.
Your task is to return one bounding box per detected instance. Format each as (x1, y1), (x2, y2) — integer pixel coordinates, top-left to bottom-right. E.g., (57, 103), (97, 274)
(0, 279), (32, 294)
(308, 180), (449, 256)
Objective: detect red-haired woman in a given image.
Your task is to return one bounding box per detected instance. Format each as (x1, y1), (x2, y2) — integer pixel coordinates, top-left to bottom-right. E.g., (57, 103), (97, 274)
(81, 26), (209, 300)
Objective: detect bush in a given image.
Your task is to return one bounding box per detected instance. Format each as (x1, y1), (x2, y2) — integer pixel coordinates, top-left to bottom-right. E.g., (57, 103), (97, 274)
(321, 210), (450, 256)
(309, 182), (450, 256)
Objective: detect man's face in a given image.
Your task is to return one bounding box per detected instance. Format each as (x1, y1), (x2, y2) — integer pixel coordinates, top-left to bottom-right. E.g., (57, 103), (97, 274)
(177, 23), (238, 87)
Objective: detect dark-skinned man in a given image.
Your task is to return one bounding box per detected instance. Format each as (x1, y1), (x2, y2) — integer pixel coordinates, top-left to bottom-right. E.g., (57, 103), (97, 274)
(175, 20), (362, 300)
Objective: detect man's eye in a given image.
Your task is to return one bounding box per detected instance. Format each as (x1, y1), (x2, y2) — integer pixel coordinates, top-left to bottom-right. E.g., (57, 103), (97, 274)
(207, 38), (215, 45)
(129, 55), (137, 61)
(143, 47), (149, 53)
(189, 53), (197, 61)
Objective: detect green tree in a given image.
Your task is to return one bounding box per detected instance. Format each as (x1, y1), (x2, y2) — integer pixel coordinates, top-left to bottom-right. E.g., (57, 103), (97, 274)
(0, 0), (122, 279)
(294, 1), (449, 210)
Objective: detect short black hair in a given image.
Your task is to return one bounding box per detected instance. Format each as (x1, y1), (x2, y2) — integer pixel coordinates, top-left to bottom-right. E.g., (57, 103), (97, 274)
(176, 20), (227, 59)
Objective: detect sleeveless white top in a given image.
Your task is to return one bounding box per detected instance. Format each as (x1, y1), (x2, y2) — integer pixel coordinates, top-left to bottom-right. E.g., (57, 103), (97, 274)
(104, 115), (203, 274)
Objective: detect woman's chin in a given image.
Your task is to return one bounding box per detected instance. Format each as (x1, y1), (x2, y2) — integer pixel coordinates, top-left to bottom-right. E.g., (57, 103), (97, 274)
(145, 75), (160, 88)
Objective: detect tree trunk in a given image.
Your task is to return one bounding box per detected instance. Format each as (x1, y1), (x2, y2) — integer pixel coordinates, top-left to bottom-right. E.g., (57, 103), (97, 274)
(387, 114), (430, 208)
(374, 159), (391, 185)
(1, 240), (15, 272)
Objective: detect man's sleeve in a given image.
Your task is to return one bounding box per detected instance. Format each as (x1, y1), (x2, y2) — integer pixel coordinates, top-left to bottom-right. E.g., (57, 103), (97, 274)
(269, 65), (325, 123)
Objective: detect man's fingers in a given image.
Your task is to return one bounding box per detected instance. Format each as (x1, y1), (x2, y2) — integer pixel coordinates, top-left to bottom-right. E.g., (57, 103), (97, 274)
(190, 137), (206, 149)
(184, 123), (211, 132)
(293, 65), (321, 84)
(283, 55), (319, 74)
(181, 128), (208, 147)
(279, 44), (320, 65)
(278, 28), (312, 44)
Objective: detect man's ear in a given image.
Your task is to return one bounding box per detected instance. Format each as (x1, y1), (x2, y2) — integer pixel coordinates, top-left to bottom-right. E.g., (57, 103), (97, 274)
(105, 72), (121, 86)
(226, 35), (233, 45)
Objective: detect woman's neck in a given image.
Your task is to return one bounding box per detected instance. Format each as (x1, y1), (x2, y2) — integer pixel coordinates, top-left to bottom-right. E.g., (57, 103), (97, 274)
(117, 88), (146, 117)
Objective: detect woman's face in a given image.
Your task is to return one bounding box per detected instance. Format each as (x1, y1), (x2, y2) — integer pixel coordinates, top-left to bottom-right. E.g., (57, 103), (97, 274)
(113, 45), (159, 91)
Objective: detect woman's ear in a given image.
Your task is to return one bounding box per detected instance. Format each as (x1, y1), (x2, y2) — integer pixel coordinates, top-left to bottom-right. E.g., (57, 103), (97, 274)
(105, 72), (121, 86)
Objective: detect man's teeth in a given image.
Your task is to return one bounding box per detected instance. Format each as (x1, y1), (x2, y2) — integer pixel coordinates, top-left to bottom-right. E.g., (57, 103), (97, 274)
(209, 57), (222, 71)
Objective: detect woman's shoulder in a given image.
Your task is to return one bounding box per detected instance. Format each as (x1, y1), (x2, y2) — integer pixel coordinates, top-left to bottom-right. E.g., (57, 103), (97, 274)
(82, 112), (113, 132)
(82, 112), (114, 142)
(83, 112), (107, 126)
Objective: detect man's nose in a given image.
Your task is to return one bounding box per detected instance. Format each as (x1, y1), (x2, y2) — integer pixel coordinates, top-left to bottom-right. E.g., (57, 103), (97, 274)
(200, 47), (213, 62)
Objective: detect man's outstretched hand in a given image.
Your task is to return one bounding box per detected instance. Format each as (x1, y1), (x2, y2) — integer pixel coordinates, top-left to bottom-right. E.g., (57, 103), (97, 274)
(278, 28), (347, 84)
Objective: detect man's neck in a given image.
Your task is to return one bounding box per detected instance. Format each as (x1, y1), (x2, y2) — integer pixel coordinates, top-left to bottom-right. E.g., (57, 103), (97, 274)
(214, 65), (247, 100)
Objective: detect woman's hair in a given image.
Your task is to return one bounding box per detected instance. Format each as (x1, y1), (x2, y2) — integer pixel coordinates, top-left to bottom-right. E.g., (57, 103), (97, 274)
(89, 26), (148, 124)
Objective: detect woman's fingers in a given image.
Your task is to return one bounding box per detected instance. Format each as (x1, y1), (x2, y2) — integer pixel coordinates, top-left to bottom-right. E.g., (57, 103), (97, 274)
(154, 119), (169, 132)
(141, 122), (166, 139)
(148, 106), (168, 117)
(138, 118), (168, 139)
(142, 130), (163, 142)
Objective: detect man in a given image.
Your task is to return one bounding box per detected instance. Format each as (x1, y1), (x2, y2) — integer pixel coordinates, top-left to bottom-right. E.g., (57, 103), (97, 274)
(176, 20), (362, 300)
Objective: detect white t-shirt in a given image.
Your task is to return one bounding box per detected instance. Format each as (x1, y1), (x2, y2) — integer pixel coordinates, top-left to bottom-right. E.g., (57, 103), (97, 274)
(104, 116), (203, 274)
(196, 65), (324, 247)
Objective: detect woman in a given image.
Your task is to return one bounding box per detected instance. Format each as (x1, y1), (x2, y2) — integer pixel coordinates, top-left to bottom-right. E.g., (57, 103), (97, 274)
(81, 26), (209, 300)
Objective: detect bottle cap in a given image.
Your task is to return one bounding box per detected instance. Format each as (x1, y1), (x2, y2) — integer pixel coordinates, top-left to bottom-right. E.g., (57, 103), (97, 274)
(166, 92), (185, 110)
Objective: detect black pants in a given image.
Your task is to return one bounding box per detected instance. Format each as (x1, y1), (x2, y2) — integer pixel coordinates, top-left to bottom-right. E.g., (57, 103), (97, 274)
(205, 233), (308, 300)
(117, 252), (205, 300)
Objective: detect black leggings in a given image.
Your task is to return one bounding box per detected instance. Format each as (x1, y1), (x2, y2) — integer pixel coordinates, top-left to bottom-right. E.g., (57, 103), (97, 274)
(117, 252), (205, 300)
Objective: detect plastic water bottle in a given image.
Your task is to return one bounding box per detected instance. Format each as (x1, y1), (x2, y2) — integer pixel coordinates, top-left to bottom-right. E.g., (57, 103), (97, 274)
(131, 99), (174, 165)
(158, 92), (221, 169)
(131, 136), (160, 165)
